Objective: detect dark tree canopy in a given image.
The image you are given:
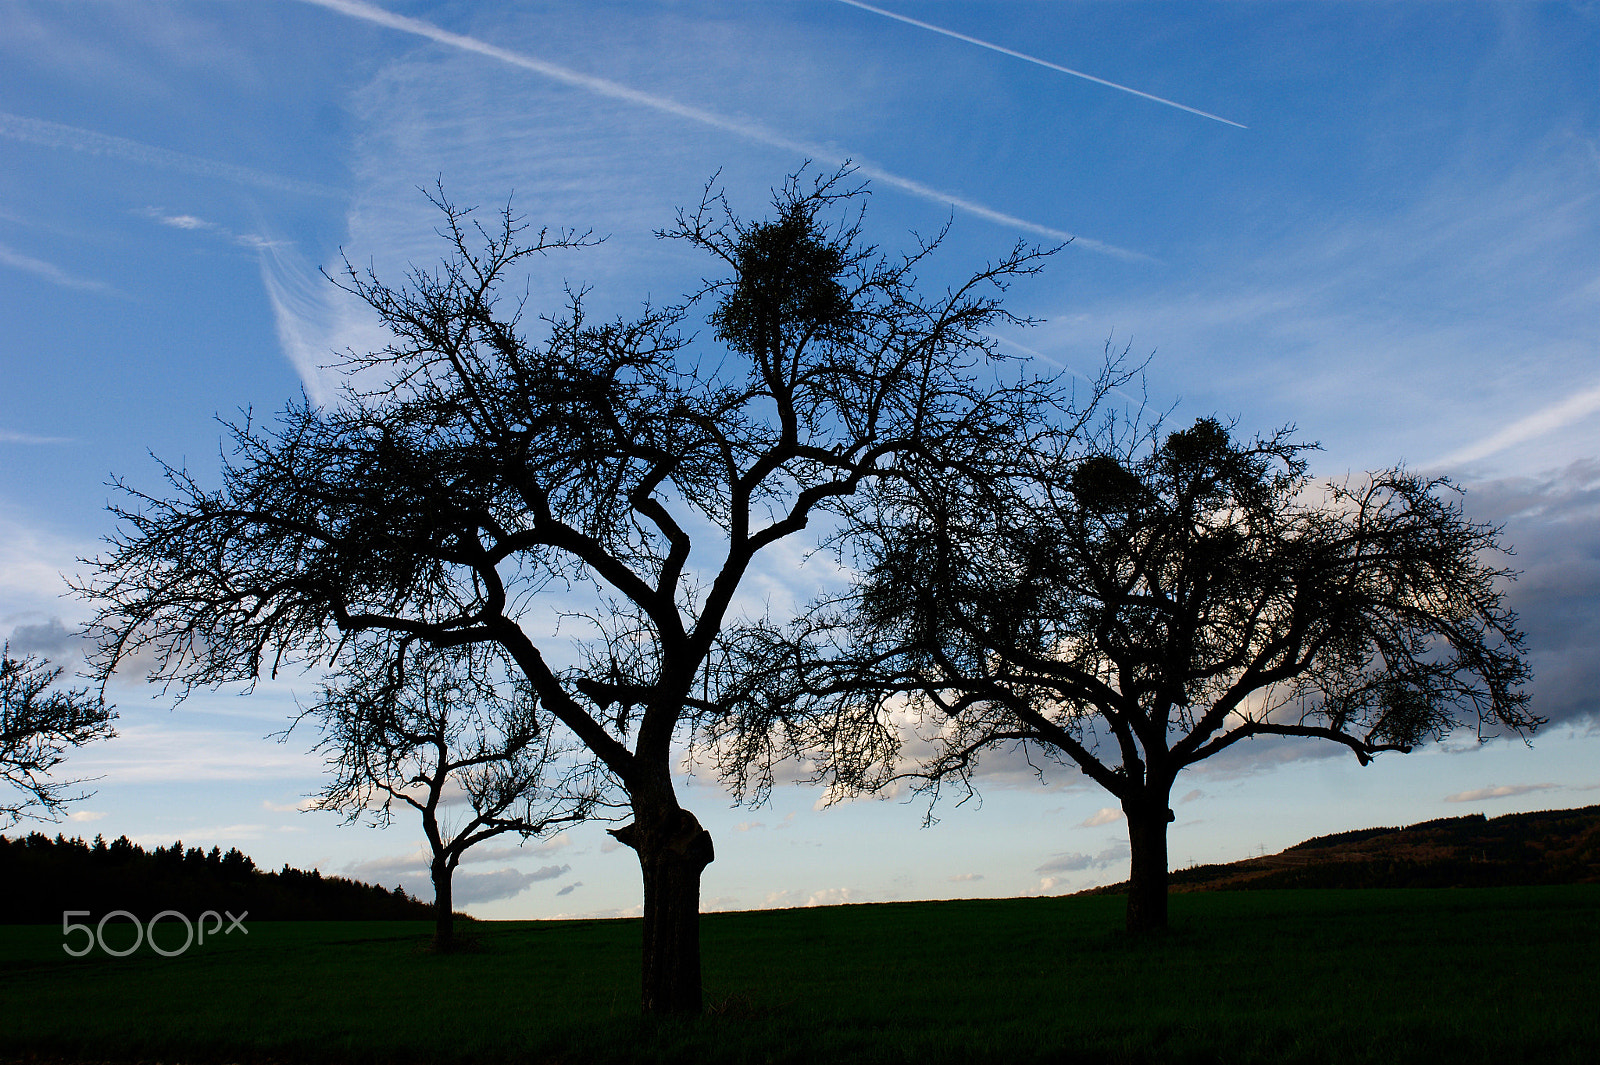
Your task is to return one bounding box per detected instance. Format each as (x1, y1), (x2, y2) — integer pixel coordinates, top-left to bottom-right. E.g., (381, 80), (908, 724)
(715, 416), (1538, 932)
(1, 644), (116, 826)
(298, 637), (602, 948)
(78, 167), (1100, 1011)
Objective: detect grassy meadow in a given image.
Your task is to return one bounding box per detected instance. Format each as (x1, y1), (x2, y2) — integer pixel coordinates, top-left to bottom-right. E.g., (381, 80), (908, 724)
(3, 885), (1596, 1064)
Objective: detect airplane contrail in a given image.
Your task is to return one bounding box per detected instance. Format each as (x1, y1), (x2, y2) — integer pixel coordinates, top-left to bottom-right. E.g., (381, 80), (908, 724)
(295, 0), (1147, 260)
(0, 239), (117, 295)
(834, 0), (1248, 130)
(1433, 381), (1600, 469)
(0, 112), (343, 199)
(984, 333), (1146, 405)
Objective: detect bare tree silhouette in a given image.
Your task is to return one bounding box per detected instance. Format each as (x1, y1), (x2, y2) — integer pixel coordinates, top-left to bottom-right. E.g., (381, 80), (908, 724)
(77, 166), (1103, 1011)
(714, 416), (1538, 933)
(297, 636), (605, 949)
(1, 644), (115, 826)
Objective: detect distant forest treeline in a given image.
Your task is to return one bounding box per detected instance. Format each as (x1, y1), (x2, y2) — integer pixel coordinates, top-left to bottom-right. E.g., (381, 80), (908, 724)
(1, 832), (437, 923)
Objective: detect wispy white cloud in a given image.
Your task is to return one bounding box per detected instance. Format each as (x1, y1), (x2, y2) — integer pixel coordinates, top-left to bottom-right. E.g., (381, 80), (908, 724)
(134, 207), (337, 396)
(345, 846), (429, 879)
(0, 510), (94, 623)
(295, 0), (1142, 259)
(131, 824), (271, 845)
(254, 240), (383, 405)
(834, 0), (1247, 129)
(0, 239), (115, 294)
(1030, 136), (1600, 477)
(1432, 382), (1600, 469)
(985, 332), (1149, 405)
(1443, 783), (1561, 803)
(0, 429), (73, 445)
(0, 111), (341, 199)
(153, 213), (214, 231)
(142, 208), (286, 250)
(67, 720), (321, 784)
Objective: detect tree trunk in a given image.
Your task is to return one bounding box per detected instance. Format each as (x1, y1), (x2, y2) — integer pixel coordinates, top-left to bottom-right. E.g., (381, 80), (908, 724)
(1123, 796), (1174, 934)
(610, 807), (715, 1014)
(431, 855), (455, 950)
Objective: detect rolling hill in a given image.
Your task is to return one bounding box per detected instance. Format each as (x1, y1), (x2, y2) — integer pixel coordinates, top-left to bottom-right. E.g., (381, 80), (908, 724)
(1081, 804), (1600, 895)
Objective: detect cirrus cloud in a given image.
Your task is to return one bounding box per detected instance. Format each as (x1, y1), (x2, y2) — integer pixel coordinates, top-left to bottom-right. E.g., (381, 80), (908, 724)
(1443, 783), (1560, 804)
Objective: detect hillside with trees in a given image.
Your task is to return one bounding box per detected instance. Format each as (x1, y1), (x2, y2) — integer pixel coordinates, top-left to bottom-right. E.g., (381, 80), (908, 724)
(1081, 805), (1600, 895)
(0, 832), (435, 923)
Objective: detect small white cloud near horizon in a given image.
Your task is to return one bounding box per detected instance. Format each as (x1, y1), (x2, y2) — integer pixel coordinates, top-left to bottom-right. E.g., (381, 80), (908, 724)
(763, 886), (863, 908)
(262, 797), (319, 813)
(1037, 842), (1129, 874)
(1443, 783), (1561, 803)
(1079, 807), (1123, 827)
(68, 810), (108, 822)
(345, 846), (429, 879)
(529, 831), (572, 854)
(130, 824), (269, 846)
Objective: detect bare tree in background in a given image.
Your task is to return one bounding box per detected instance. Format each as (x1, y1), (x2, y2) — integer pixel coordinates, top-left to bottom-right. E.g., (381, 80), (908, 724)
(716, 416), (1538, 933)
(299, 636), (603, 949)
(1, 644), (115, 826)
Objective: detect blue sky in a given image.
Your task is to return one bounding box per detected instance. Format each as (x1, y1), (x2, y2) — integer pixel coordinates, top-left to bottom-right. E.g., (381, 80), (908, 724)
(2, 0), (1598, 919)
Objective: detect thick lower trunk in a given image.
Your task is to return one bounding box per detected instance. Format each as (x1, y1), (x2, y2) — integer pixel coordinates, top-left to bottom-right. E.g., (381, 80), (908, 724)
(1123, 798), (1173, 934)
(431, 857), (455, 949)
(611, 807), (714, 1014)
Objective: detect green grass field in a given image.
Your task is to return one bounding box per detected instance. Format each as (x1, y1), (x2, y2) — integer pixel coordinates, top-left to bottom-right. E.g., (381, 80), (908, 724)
(3, 885), (1596, 1064)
